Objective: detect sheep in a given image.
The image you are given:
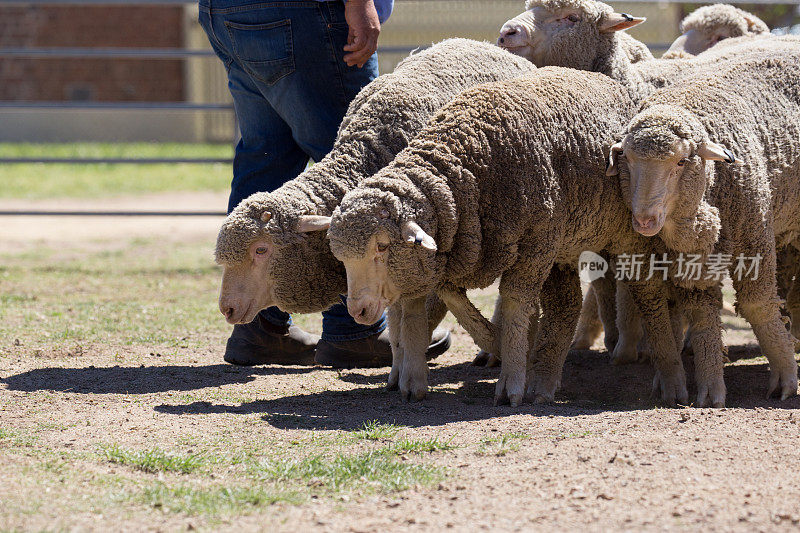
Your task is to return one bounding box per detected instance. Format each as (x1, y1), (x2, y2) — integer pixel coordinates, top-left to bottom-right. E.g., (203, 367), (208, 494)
(498, 0), (799, 103)
(323, 68), (685, 406)
(497, 0), (798, 364)
(215, 39), (537, 334)
(606, 49), (800, 404)
(663, 4), (769, 59)
(573, 4), (775, 359)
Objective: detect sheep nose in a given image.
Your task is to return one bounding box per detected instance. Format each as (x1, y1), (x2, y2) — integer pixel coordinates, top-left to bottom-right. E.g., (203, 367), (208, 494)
(220, 302), (236, 320)
(499, 24), (521, 40)
(347, 300), (370, 322)
(634, 214), (656, 229)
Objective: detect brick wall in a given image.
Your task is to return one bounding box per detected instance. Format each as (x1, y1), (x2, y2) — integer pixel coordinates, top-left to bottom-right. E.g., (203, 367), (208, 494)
(0, 5), (184, 102)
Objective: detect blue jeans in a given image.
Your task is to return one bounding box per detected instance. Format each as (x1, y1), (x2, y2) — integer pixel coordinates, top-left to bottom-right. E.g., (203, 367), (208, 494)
(199, 0), (386, 341)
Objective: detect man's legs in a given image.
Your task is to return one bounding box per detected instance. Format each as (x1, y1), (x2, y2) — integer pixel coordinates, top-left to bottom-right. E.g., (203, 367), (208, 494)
(200, 0), (390, 365)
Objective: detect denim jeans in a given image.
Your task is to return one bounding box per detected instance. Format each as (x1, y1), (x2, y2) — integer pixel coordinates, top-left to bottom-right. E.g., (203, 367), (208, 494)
(199, 0), (386, 341)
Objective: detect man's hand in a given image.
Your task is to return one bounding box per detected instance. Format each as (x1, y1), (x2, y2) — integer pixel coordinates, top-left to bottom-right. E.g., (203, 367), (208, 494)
(343, 0), (381, 68)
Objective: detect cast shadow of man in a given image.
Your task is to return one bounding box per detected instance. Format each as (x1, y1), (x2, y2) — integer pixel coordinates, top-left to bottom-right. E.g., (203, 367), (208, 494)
(0, 363), (314, 395)
(152, 345), (799, 431)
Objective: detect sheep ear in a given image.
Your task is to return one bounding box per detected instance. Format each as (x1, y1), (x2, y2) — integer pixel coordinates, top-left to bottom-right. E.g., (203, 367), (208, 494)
(600, 12), (646, 33)
(400, 220), (437, 251)
(606, 141), (624, 176)
(743, 14), (764, 33)
(261, 211), (273, 223)
(296, 215), (332, 233)
(697, 141), (742, 164)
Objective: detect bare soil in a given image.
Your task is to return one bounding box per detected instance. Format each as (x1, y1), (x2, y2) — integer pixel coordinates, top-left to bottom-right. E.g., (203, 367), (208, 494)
(1, 193), (799, 532)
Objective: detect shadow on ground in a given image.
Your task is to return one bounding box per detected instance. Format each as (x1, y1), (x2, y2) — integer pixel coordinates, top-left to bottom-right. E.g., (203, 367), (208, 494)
(154, 348), (800, 430)
(0, 364), (314, 394)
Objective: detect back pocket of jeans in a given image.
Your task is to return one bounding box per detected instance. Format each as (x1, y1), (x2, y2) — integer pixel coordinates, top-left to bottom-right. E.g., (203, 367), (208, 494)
(225, 19), (294, 86)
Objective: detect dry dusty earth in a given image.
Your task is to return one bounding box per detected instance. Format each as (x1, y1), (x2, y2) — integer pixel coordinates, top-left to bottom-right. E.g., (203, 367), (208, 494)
(1, 194), (800, 532)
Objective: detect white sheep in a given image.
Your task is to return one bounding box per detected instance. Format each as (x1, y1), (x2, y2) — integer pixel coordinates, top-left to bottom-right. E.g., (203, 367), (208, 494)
(324, 68), (686, 406)
(607, 48), (800, 404)
(663, 4), (769, 58)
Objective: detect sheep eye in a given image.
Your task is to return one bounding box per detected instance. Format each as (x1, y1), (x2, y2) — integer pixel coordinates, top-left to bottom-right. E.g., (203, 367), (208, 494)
(255, 247), (268, 255)
(377, 243), (390, 253)
(677, 158), (688, 167)
(566, 14), (579, 22)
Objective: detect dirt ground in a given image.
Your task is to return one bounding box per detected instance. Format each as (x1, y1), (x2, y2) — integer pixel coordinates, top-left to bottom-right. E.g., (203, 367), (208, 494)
(2, 194), (800, 532)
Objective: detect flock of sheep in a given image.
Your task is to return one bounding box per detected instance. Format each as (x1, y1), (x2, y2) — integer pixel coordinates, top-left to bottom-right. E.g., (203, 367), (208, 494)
(215, 1), (800, 409)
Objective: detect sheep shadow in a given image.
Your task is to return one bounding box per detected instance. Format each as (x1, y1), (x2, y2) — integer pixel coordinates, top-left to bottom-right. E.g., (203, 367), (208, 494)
(0, 364), (314, 395)
(153, 347), (800, 430)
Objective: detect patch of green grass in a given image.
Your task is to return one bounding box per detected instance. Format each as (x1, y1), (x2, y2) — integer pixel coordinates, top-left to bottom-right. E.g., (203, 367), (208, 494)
(352, 420), (403, 441)
(478, 432), (530, 456)
(257, 450), (444, 495)
(387, 435), (458, 454)
(0, 238), (232, 349)
(0, 427), (37, 447)
(130, 483), (302, 515)
(0, 143), (232, 199)
(555, 430), (595, 440)
(102, 445), (205, 474)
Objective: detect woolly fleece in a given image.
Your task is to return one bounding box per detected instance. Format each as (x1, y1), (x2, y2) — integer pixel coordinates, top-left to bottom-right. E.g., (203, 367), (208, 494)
(214, 39), (536, 314)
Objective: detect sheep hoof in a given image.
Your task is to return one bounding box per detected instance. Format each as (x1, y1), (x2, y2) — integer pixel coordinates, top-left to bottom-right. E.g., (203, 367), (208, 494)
(652, 370), (688, 406)
(387, 370), (399, 391)
(472, 351), (490, 366)
(533, 394), (552, 405)
(611, 342), (638, 366)
(526, 374), (558, 404)
(486, 354), (501, 368)
(570, 336), (593, 351)
(696, 377), (726, 408)
(767, 367), (799, 401)
(494, 373), (525, 408)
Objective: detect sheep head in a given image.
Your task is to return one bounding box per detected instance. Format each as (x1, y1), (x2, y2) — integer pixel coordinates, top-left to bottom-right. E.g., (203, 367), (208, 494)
(665, 4), (769, 57)
(215, 192), (346, 323)
(607, 105), (738, 245)
(328, 188), (438, 325)
(497, 0), (644, 67)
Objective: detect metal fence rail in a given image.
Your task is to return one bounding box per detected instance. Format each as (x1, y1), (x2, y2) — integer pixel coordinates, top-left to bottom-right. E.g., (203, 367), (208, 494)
(1, 0), (798, 169)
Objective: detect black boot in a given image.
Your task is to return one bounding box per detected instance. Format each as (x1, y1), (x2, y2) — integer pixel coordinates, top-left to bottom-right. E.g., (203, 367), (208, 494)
(224, 314), (319, 366)
(314, 327), (451, 369)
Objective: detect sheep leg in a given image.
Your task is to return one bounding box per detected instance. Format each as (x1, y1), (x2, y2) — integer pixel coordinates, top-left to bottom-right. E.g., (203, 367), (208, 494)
(526, 266), (582, 403)
(737, 298), (798, 399)
(472, 295), (503, 366)
(386, 302), (403, 391)
(493, 295), (534, 406)
(679, 286), (726, 408)
(570, 285), (603, 350)
(437, 285), (498, 354)
(731, 244), (799, 400)
(398, 296), (430, 402)
(425, 292), (449, 339)
(591, 270), (619, 352)
(495, 268), (543, 407)
(626, 280), (688, 405)
(611, 280), (644, 365)
(786, 262), (800, 343)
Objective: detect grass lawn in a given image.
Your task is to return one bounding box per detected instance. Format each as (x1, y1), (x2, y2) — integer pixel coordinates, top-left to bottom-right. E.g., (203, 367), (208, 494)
(0, 143), (233, 199)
